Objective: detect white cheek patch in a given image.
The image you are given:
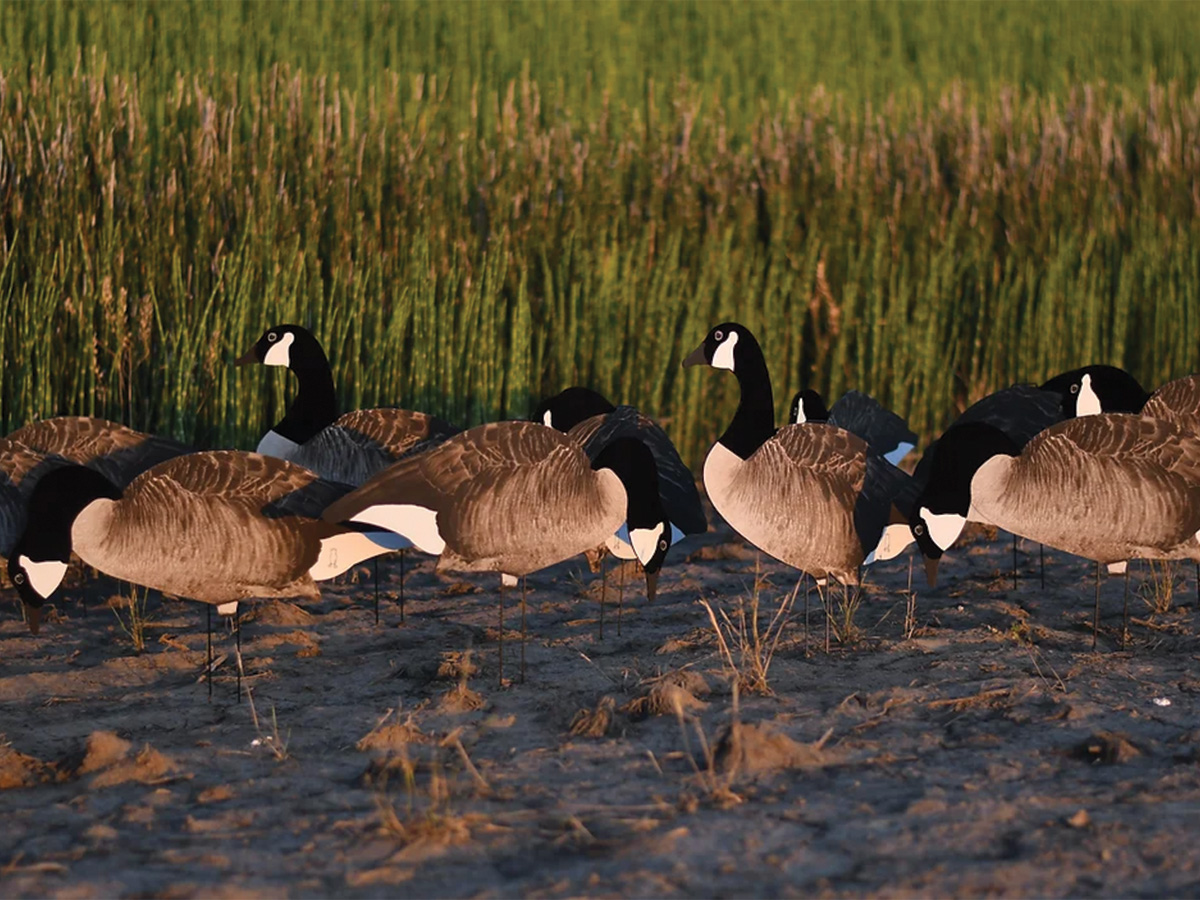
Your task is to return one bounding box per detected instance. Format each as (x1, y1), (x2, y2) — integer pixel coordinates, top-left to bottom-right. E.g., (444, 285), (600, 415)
(17, 556), (68, 600)
(711, 331), (739, 371)
(885, 442), (915, 466)
(919, 507), (966, 552)
(629, 523), (665, 565)
(542, 410), (553, 427)
(1076, 373), (1102, 416)
(256, 430), (301, 459)
(262, 331), (295, 367)
(872, 523), (915, 561)
(349, 504), (446, 555)
(793, 399), (807, 424)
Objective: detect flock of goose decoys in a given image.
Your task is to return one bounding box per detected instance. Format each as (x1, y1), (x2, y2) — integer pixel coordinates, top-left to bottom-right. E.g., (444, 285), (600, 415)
(5, 320), (1200, 697)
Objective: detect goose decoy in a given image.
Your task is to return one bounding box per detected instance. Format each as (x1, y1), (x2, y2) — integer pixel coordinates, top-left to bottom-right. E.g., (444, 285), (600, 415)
(1142, 375), (1200, 431)
(908, 414), (1200, 646)
(533, 387), (706, 630)
(237, 324), (461, 618)
(5, 416), (192, 484)
(789, 389), (917, 466)
(1040, 364), (1150, 418)
(683, 322), (911, 647)
(320, 421), (672, 684)
(8, 452), (390, 692)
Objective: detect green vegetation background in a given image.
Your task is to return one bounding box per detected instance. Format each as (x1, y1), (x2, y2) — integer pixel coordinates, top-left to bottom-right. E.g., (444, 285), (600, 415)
(1, 0), (1199, 459)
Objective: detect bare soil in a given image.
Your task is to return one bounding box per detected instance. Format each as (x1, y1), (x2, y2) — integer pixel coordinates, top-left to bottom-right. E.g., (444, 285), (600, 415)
(4, 515), (1200, 898)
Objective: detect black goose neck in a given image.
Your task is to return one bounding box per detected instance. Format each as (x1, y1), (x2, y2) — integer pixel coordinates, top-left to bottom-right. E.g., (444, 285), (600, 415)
(592, 437), (666, 528)
(276, 361), (340, 444)
(18, 466), (122, 562)
(719, 337), (776, 459)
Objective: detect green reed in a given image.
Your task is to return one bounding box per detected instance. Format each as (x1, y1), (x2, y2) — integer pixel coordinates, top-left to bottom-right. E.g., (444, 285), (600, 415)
(0, 4), (1199, 465)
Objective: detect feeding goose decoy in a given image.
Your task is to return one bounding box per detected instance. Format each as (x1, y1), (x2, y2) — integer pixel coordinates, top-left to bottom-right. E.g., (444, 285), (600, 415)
(534, 387), (706, 632)
(907, 414), (1200, 647)
(683, 323), (911, 648)
(237, 324), (461, 619)
(789, 389), (917, 467)
(8, 452), (391, 694)
(320, 421), (672, 684)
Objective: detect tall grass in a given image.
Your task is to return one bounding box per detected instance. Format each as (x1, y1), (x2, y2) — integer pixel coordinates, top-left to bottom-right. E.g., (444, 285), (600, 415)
(0, 4), (1199, 463)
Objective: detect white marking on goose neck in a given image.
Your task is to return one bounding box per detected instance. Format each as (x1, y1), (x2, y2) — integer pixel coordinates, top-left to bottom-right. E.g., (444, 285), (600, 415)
(629, 523), (665, 565)
(542, 410), (553, 427)
(712, 331), (739, 371)
(793, 398), (807, 424)
(262, 331), (295, 367)
(1077, 373), (1102, 417)
(18, 556), (68, 599)
(919, 507), (966, 552)
(256, 429), (301, 459)
(349, 504), (446, 555)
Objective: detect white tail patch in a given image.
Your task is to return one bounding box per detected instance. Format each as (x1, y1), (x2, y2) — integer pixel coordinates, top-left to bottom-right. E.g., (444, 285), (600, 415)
(349, 504), (445, 555)
(17, 556), (68, 600)
(216, 601), (239, 616)
(712, 331), (739, 371)
(1106, 560), (1128, 575)
(872, 523), (915, 561)
(919, 507), (966, 552)
(311, 531), (408, 580)
(885, 442), (915, 466)
(1077, 373), (1102, 416)
(629, 524), (665, 566)
(262, 331), (295, 367)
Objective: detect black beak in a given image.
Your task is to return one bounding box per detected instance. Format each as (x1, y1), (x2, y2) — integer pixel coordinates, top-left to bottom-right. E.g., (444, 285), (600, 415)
(235, 347), (259, 367)
(924, 556), (940, 588)
(682, 344), (707, 368)
(645, 570), (659, 604)
(26, 604), (41, 636)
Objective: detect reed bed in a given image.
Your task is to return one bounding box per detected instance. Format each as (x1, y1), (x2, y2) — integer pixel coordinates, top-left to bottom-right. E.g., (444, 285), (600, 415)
(1, 4), (1199, 462)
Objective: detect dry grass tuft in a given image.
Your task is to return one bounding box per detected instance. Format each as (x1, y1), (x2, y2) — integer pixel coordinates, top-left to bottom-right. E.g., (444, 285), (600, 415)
(110, 584), (152, 653)
(700, 566), (797, 695)
(569, 696), (619, 738)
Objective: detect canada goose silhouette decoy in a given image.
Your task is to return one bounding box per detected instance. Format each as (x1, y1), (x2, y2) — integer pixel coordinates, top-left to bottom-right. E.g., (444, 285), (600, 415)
(237, 324), (460, 619)
(908, 414), (1200, 647)
(534, 387), (706, 634)
(8, 452), (390, 694)
(789, 389), (917, 467)
(683, 322), (911, 648)
(321, 421), (672, 684)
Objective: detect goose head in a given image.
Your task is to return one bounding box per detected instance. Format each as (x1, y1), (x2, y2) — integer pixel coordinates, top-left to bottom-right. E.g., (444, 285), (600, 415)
(789, 389), (829, 424)
(1041, 364), (1149, 418)
(909, 422), (1020, 586)
(9, 466), (123, 634)
(236, 324), (329, 372)
(592, 437), (672, 602)
(533, 387), (616, 432)
(682, 322), (757, 373)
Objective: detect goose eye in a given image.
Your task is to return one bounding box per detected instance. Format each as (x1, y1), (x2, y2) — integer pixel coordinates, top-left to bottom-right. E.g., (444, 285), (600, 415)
(13, 573), (24, 585)
(267, 332), (278, 342)
(659, 539), (668, 551)
(1070, 384), (1079, 394)
(714, 329), (724, 341)
(914, 524), (925, 536)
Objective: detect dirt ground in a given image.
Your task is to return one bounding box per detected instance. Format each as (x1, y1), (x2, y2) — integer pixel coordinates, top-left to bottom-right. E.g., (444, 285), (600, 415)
(4, 511), (1200, 898)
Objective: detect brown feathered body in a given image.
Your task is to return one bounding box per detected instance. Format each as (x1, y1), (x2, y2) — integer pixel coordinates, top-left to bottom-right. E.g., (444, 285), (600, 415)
(1142, 375), (1200, 434)
(970, 414), (1200, 565)
(71, 452), (346, 605)
(324, 421), (627, 577)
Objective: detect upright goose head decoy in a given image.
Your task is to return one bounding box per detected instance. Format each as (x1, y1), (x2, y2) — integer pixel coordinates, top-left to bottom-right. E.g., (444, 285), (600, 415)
(907, 422), (1022, 584)
(1041, 365), (1150, 418)
(792, 389), (917, 467)
(533, 387), (617, 432)
(684, 323), (911, 584)
(789, 389), (830, 425)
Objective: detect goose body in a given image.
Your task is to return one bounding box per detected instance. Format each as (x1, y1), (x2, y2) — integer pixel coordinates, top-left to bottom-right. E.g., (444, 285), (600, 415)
(909, 415), (1200, 580)
(0, 418), (193, 558)
(9, 452), (383, 631)
(790, 389), (917, 466)
(1142, 375), (1200, 432)
(238, 325), (459, 485)
(684, 323), (910, 584)
(322, 421), (670, 581)
(534, 387), (707, 552)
